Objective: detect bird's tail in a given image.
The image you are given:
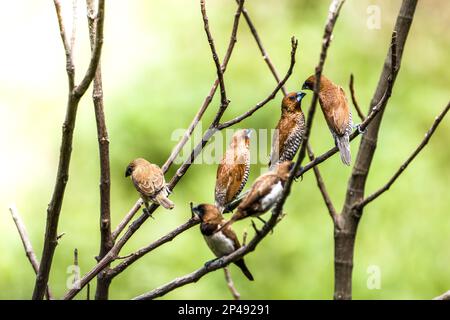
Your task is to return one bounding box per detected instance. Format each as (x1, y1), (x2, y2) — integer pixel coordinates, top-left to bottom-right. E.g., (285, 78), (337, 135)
(234, 259), (254, 281)
(155, 190), (174, 210)
(336, 134), (351, 166)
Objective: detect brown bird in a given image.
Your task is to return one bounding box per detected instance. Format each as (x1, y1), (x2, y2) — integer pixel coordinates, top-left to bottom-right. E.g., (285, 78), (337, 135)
(269, 92), (306, 170)
(192, 203), (254, 281)
(302, 75), (353, 165)
(125, 158), (174, 212)
(220, 161), (293, 230)
(215, 129), (252, 213)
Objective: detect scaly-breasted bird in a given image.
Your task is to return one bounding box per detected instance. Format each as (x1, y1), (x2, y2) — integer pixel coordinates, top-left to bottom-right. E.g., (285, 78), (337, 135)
(269, 92), (306, 170)
(302, 75), (353, 165)
(125, 158), (174, 211)
(220, 161), (293, 230)
(215, 129), (252, 213)
(192, 203), (254, 281)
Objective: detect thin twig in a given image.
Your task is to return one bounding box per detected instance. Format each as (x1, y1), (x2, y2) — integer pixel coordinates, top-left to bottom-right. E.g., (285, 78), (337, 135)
(111, 199), (143, 241)
(355, 101), (450, 209)
(349, 74), (365, 122)
(224, 267), (241, 300)
(108, 217), (200, 278)
(306, 144), (338, 221)
(218, 37), (298, 130)
(201, 0), (230, 124)
(9, 205), (53, 300)
(239, 0), (287, 96)
(161, 0), (245, 173)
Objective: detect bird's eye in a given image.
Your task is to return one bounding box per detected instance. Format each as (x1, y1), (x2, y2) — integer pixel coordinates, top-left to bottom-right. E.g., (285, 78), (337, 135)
(289, 96), (296, 101)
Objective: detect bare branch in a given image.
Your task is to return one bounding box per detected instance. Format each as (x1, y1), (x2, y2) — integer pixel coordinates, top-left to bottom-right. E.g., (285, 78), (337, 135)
(239, 0), (287, 96)
(33, 0), (105, 300)
(108, 217), (200, 278)
(224, 267), (241, 300)
(111, 199), (143, 241)
(200, 0), (229, 124)
(349, 74), (365, 122)
(86, 0), (112, 300)
(9, 205), (53, 300)
(162, 0), (245, 173)
(355, 101), (450, 209)
(217, 37), (298, 130)
(306, 144), (338, 221)
(433, 290), (450, 300)
(70, 0), (78, 51)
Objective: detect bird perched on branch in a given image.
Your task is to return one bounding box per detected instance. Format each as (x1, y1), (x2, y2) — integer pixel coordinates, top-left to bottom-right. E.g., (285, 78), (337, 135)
(302, 75), (353, 165)
(192, 203), (254, 281)
(269, 92), (306, 170)
(219, 161), (294, 230)
(125, 158), (174, 212)
(215, 129), (252, 213)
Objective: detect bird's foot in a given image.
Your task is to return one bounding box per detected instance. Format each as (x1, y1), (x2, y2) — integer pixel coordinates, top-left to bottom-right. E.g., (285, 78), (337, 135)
(143, 208), (155, 219)
(354, 123), (366, 134)
(294, 166), (304, 182)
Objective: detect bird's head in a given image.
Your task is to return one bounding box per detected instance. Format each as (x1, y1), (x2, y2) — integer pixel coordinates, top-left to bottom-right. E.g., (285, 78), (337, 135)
(281, 92), (306, 112)
(231, 128), (252, 149)
(302, 74), (331, 92)
(276, 161), (295, 181)
(192, 204), (222, 223)
(125, 158), (148, 177)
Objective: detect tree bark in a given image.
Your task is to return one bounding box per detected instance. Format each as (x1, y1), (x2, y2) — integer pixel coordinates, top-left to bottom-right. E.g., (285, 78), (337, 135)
(334, 0), (418, 300)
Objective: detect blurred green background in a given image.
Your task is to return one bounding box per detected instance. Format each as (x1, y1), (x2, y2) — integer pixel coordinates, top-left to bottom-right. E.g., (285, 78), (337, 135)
(0, 0), (449, 300)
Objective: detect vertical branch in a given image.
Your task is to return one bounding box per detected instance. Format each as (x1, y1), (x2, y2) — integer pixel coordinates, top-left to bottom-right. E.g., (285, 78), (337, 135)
(9, 205), (53, 300)
(86, 0), (112, 300)
(33, 0), (105, 300)
(224, 267), (241, 300)
(334, 0), (418, 300)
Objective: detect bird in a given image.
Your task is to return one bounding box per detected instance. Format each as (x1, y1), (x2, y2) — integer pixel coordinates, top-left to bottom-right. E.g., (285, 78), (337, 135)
(125, 158), (174, 212)
(269, 92), (306, 170)
(215, 129), (252, 213)
(192, 203), (254, 281)
(302, 74), (353, 165)
(219, 161), (294, 230)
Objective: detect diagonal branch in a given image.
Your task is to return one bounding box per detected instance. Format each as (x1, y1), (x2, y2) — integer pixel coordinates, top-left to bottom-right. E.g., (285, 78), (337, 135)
(161, 0), (245, 173)
(355, 101), (450, 209)
(349, 74), (365, 122)
(239, 0), (287, 96)
(108, 217), (200, 278)
(9, 205), (53, 300)
(217, 37), (298, 130)
(307, 144), (338, 221)
(201, 0), (230, 125)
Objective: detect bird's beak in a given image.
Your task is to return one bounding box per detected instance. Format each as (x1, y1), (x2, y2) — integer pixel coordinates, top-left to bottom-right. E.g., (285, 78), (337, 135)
(125, 166), (132, 177)
(301, 82), (309, 90)
(191, 204), (202, 218)
(245, 129), (252, 138)
(296, 91), (306, 102)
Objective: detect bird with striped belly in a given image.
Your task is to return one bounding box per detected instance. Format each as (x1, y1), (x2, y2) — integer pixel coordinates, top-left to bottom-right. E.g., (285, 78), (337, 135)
(269, 92), (306, 170)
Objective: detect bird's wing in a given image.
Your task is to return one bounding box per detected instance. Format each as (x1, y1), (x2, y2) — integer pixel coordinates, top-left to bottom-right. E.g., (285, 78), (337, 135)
(239, 173), (279, 209)
(135, 164), (165, 197)
(221, 220), (241, 250)
(329, 87), (351, 136)
(269, 117), (292, 167)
